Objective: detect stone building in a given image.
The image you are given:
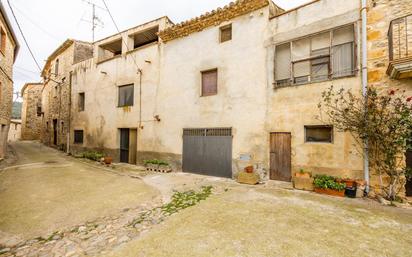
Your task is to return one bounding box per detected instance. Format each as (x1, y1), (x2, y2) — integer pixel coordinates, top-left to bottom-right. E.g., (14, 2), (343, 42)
(366, 0), (412, 195)
(21, 82), (43, 140)
(40, 39), (93, 151)
(0, 2), (19, 159)
(28, 0), (411, 193)
(69, 0), (364, 181)
(8, 119), (21, 142)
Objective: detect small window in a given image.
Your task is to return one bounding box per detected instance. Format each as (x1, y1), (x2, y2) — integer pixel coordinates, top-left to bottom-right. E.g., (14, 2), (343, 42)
(74, 130), (84, 144)
(36, 103), (42, 116)
(55, 59), (59, 75)
(78, 93), (85, 111)
(118, 84), (134, 107)
(201, 69), (218, 96)
(305, 126), (333, 143)
(61, 121), (64, 133)
(220, 24), (232, 43)
(0, 27), (6, 53)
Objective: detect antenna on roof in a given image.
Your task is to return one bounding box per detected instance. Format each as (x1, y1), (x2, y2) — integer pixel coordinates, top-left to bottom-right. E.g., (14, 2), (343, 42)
(81, 0), (105, 42)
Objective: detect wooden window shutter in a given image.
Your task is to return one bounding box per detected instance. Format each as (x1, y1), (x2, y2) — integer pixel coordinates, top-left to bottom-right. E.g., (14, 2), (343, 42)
(201, 69), (218, 96)
(220, 24), (232, 43)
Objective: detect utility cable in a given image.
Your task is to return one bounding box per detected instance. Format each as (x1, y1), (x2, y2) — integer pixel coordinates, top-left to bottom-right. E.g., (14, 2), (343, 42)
(7, 0), (42, 72)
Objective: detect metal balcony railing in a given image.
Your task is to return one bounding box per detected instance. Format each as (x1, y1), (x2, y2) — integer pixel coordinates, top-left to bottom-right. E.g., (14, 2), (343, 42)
(388, 14), (412, 61)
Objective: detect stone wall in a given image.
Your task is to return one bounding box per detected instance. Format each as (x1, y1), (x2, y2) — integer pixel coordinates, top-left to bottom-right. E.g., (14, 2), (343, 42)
(367, 0), (412, 193)
(21, 83), (43, 140)
(40, 41), (93, 150)
(0, 10), (17, 158)
(8, 120), (21, 142)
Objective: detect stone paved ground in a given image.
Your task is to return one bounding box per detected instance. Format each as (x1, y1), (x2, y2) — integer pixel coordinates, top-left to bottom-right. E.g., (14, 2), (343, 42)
(1, 141), (412, 257)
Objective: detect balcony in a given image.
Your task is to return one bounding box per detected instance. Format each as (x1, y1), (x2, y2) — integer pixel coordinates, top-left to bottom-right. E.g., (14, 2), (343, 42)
(387, 14), (412, 79)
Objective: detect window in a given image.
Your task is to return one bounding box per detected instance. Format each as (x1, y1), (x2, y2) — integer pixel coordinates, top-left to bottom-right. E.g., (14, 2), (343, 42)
(0, 27), (5, 53)
(201, 69), (218, 96)
(98, 39), (122, 63)
(274, 25), (355, 87)
(36, 103), (42, 116)
(74, 130), (84, 144)
(55, 59), (59, 76)
(305, 125), (333, 143)
(78, 93), (85, 111)
(220, 24), (232, 43)
(118, 84), (134, 107)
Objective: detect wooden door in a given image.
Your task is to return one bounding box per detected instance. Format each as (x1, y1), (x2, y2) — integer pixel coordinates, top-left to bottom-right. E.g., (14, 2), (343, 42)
(270, 132), (291, 182)
(120, 128), (130, 163)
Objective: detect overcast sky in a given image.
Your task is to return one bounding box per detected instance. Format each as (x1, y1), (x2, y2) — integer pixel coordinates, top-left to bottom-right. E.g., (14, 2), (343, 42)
(3, 0), (309, 99)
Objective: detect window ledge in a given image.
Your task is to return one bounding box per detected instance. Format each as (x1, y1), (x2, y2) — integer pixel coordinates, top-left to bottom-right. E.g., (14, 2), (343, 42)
(273, 73), (357, 90)
(96, 54), (122, 65)
(125, 41), (159, 55)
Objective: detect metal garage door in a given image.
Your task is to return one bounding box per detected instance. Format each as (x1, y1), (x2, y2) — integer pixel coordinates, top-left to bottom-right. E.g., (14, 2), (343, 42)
(183, 128), (232, 178)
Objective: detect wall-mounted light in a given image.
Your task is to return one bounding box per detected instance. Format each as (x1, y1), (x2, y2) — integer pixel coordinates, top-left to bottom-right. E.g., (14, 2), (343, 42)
(145, 60), (151, 64)
(154, 115), (161, 122)
(100, 71), (107, 75)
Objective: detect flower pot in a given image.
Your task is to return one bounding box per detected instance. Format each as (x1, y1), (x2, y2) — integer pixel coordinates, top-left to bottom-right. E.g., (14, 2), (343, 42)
(295, 172), (311, 178)
(341, 179), (356, 188)
(293, 177), (314, 191)
(314, 187), (345, 197)
(104, 157), (113, 165)
(244, 166), (254, 173)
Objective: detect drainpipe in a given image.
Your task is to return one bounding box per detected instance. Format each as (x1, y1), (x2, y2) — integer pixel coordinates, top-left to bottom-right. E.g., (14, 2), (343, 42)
(361, 0), (369, 193)
(67, 71), (72, 154)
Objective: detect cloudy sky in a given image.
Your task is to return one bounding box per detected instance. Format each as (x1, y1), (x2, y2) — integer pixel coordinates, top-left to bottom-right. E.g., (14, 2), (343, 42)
(3, 0), (310, 99)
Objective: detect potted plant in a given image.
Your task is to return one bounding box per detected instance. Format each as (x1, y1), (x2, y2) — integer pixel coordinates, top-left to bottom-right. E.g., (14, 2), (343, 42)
(313, 175), (346, 197)
(295, 169), (311, 178)
(293, 169), (314, 191)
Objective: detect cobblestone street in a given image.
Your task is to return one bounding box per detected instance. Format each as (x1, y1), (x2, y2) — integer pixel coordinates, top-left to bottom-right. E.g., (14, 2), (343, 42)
(1, 141), (412, 257)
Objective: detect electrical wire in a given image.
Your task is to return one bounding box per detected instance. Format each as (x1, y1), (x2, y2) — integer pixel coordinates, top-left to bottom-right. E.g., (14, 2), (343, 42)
(101, 0), (141, 72)
(10, 3), (62, 42)
(6, 0), (42, 72)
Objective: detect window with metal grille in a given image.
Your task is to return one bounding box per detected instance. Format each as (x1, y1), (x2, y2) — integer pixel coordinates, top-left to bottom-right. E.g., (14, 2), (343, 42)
(36, 103), (42, 117)
(201, 69), (218, 96)
(183, 128), (232, 137)
(274, 24), (355, 87)
(118, 84), (134, 107)
(74, 130), (84, 144)
(220, 24), (232, 43)
(305, 125), (333, 143)
(78, 93), (85, 111)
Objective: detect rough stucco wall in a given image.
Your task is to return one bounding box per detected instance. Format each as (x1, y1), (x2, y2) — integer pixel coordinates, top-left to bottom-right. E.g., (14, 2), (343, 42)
(0, 12), (16, 158)
(8, 121), (21, 142)
(70, 17), (170, 162)
(265, 0), (363, 179)
(153, 8), (270, 176)
(367, 0), (412, 192)
(21, 84), (43, 140)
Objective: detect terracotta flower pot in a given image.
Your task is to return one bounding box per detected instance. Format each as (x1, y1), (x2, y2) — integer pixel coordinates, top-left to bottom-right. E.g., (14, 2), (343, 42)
(244, 166), (254, 173)
(341, 179), (356, 188)
(104, 157), (113, 165)
(314, 187), (345, 197)
(295, 172), (311, 178)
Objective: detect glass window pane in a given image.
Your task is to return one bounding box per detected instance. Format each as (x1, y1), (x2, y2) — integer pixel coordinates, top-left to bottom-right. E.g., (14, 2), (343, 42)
(292, 38), (310, 61)
(275, 43), (291, 81)
(118, 85), (134, 107)
(332, 42), (354, 78)
(311, 32), (330, 51)
(333, 25), (354, 46)
(305, 126), (333, 143)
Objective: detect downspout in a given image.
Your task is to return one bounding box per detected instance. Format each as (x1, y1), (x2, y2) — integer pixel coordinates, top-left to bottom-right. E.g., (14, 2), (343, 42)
(361, 0), (370, 193)
(67, 71), (72, 154)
